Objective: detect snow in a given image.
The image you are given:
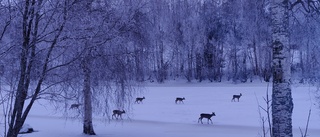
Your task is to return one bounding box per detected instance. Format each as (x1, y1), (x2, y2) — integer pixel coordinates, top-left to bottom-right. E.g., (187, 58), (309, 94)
(1, 82), (320, 137)
(19, 124), (34, 134)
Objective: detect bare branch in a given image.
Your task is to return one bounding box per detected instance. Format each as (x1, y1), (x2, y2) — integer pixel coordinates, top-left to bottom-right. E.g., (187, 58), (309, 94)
(289, 0), (320, 13)
(299, 109), (311, 137)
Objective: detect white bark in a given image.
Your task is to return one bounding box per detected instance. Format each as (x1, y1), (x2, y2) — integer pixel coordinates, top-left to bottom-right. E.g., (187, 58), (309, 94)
(82, 53), (95, 135)
(271, 0), (293, 137)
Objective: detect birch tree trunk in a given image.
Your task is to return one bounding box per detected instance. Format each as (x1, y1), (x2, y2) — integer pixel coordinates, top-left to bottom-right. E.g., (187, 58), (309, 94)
(7, 0), (68, 136)
(271, 0), (293, 137)
(82, 53), (96, 135)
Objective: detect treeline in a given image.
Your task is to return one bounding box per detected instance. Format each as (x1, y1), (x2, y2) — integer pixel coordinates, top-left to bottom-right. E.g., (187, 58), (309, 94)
(1, 1), (320, 85)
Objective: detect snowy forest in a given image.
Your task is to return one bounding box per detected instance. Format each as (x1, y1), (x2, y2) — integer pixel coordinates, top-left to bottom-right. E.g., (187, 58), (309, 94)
(1, 0), (320, 137)
(2, 0), (320, 85)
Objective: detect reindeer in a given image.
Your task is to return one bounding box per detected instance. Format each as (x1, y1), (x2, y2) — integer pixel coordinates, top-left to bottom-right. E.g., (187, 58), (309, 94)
(231, 93), (242, 102)
(175, 97), (185, 104)
(112, 110), (126, 119)
(135, 96), (145, 104)
(198, 112), (216, 124)
(69, 103), (82, 109)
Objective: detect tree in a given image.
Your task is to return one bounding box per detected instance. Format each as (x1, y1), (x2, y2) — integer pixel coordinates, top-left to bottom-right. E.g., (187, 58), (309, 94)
(242, 0), (272, 82)
(144, 0), (173, 83)
(6, 1), (70, 137)
(270, 0), (320, 136)
(81, 48), (95, 135)
(201, 1), (227, 82)
(271, 0), (294, 137)
(0, 2), (11, 43)
(62, 0), (149, 134)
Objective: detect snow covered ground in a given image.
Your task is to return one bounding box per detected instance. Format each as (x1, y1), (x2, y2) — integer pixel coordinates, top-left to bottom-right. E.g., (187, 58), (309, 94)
(1, 82), (320, 137)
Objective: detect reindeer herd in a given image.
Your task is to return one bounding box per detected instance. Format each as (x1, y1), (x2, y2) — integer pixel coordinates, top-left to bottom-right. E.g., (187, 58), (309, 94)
(70, 93), (243, 125)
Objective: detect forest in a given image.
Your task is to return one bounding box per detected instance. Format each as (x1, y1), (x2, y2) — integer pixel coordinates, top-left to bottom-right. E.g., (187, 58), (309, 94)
(1, 0), (319, 86)
(0, 0), (319, 137)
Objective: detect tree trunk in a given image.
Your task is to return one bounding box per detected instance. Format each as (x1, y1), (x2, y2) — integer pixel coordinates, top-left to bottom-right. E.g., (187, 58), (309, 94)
(186, 53), (191, 82)
(217, 44), (223, 82)
(271, 0), (293, 137)
(253, 38), (260, 76)
(232, 45), (238, 82)
(299, 50), (304, 83)
(195, 52), (203, 82)
(241, 51), (247, 83)
(204, 42), (213, 82)
(82, 56), (96, 135)
(7, 0), (40, 136)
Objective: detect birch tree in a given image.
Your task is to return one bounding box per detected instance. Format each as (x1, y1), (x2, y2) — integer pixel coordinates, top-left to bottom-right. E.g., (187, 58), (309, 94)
(271, 0), (320, 136)
(201, 1), (227, 82)
(0, 2), (11, 43)
(81, 48), (95, 135)
(63, 0), (148, 134)
(6, 0), (70, 137)
(271, 0), (293, 136)
(65, 1), (102, 134)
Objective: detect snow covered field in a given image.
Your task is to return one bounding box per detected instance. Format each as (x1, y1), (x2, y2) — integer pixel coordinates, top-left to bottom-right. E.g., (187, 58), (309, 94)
(2, 82), (320, 137)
